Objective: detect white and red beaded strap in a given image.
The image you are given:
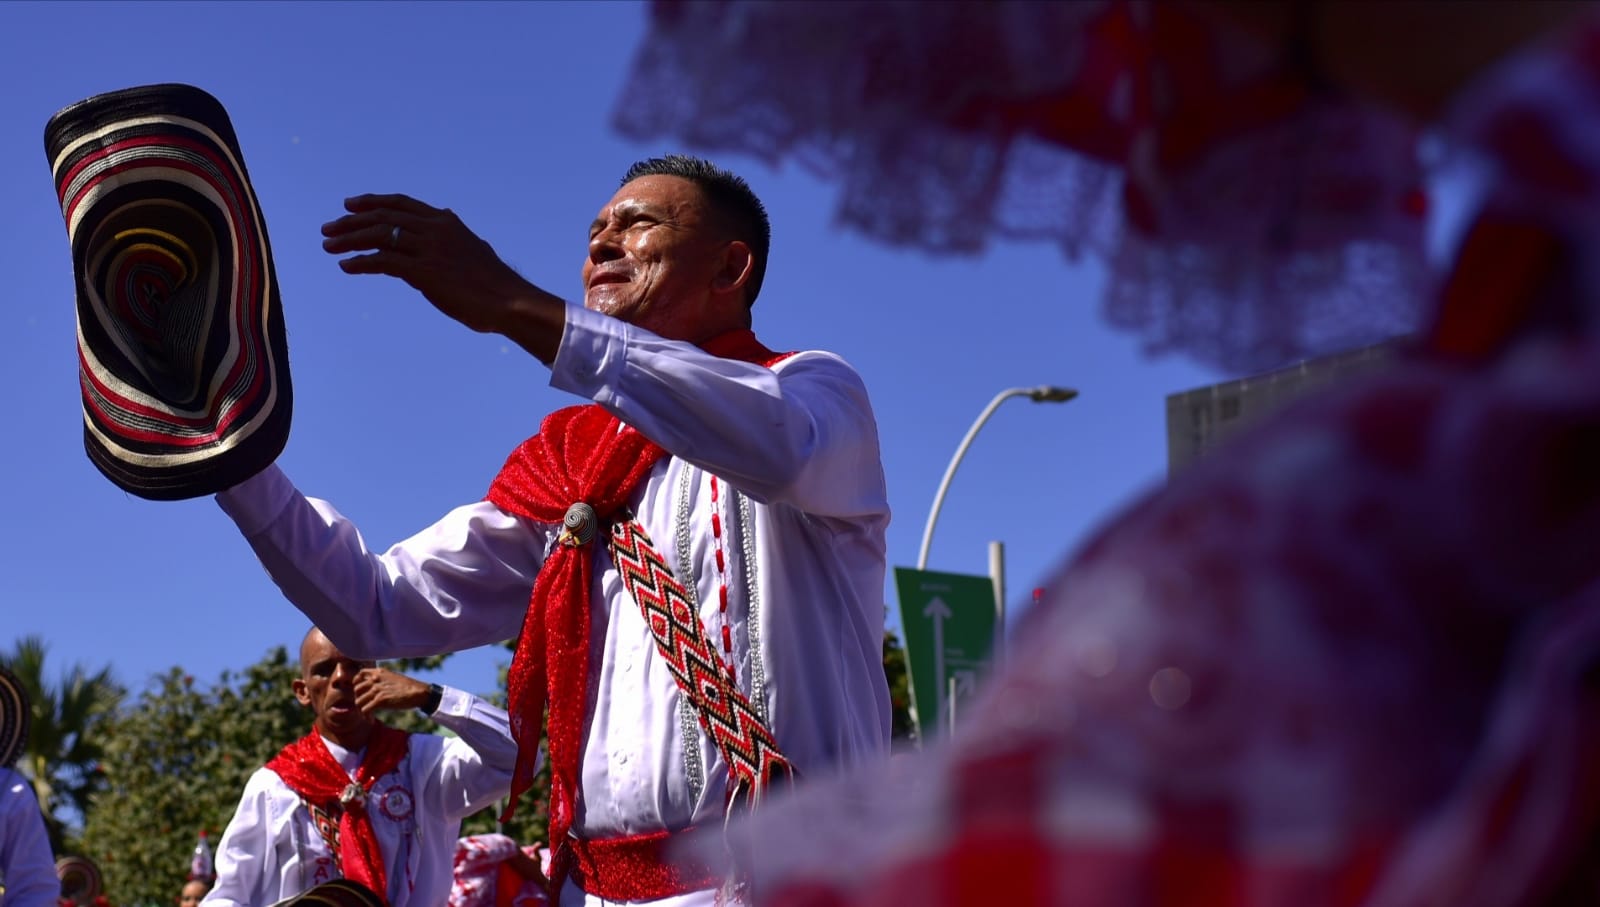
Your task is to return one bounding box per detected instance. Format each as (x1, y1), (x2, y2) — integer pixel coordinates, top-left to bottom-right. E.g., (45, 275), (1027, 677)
(302, 799), (343, 867)
(708, 477), (735, 659)
(670, 469), (776, 809)
(609, 514), (794, 807)
(669, 467), (710, 807)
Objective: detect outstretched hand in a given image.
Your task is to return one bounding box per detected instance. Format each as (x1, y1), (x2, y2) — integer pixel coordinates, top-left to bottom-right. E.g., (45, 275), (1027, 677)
(322, 194), (566, 362)
(352, 666), (428, 714)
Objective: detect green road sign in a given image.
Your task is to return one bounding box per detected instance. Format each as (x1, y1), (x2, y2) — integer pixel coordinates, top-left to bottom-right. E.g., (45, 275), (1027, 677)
(894, 567), (998, 739)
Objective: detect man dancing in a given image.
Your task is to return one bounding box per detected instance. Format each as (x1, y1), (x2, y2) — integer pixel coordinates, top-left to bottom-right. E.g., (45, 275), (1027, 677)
(215, 155), (893, 905)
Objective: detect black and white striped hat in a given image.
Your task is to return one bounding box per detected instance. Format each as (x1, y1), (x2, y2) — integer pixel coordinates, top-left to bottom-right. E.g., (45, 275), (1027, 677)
(44, 83), (291, 499)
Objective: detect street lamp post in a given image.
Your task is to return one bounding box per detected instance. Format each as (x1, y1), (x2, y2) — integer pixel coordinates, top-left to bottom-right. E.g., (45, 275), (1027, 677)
(915, 385), (1079, 571)
(913, 384), (1077, 735)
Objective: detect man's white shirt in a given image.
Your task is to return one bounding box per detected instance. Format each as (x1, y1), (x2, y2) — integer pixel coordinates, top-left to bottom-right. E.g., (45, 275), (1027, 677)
(203, 687), (514, 907)
(0, 766), (58, 907)
(216, 305), (893, 904)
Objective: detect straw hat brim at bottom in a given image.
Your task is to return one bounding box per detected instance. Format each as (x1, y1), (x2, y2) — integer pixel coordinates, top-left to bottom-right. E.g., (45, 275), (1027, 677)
(267, 880), (386, 907)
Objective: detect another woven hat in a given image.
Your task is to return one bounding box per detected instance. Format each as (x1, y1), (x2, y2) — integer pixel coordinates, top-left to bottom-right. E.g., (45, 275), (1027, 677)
(267, 880), (386, 907)
(44, 83), (291, 500)
(56, 855), (104, 905)
(0, 664), (28, 769)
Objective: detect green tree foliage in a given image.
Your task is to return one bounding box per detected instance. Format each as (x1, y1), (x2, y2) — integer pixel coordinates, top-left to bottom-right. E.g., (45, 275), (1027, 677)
(387, 653), (452, 673)
(81, 649), (303, 907)
(883, 629), (917, 746)
(2, 636), (124, 856)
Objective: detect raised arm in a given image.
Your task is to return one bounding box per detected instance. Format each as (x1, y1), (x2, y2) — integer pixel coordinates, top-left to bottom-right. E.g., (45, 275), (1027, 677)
(552, 305), (889, 519)
(406, 685), (520, 824)
(216, 465), (548, 661)
(352, 668), (518, 791)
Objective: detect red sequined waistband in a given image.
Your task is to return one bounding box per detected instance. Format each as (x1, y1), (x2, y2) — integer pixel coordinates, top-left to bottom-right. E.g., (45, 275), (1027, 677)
(568, 826), (723, 900)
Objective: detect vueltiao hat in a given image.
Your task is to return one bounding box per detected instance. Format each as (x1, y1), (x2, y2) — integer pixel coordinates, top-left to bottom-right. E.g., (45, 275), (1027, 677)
(0, 664), (27, 768)
(44, 83), (291, 500)
(267, 880), (386, 907)
(56, 855), (104, 904)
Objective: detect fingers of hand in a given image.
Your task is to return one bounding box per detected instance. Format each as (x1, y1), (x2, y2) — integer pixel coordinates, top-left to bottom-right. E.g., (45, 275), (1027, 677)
(336, 252), (403, 275)
(323, 206), (427, 247)
(322, 226), (402, 259)
(355, 677), (396, 711)
(343, 193), (441, 217)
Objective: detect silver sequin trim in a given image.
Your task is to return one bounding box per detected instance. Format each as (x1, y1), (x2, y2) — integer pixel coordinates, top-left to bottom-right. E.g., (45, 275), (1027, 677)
(736, 490), (771, 724)
(674, 465), (706, 807)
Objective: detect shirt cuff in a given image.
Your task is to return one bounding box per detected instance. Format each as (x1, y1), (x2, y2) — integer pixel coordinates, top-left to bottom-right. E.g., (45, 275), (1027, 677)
(549, 304), (627, 402)
(214, 463), (297, 537)
(433, 685), (472, 719)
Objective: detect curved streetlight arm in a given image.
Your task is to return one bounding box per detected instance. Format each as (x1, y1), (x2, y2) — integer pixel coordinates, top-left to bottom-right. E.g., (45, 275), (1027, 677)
(916, 385), (1078, 570)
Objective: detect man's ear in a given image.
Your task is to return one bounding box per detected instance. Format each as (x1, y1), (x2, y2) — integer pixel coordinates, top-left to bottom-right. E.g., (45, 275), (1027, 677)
(712, 240), (754, 298)
(292, 677), (311, 707)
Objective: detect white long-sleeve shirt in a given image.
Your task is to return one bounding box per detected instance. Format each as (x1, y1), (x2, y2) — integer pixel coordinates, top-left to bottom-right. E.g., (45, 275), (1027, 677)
(0, 767), (57, 907)
(203, 686), (515, 907)
(215, 306), (893, 895)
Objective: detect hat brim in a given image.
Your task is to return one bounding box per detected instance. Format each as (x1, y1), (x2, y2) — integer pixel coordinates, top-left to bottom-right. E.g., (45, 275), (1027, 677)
(56, 855), (104, 902)
(0, 665), (28, 769)
(267, 879), (386, 907)
(44, 83), (291, 500)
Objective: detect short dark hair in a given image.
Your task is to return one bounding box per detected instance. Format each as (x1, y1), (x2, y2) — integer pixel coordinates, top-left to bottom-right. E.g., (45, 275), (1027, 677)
(622, 155), (771, 306)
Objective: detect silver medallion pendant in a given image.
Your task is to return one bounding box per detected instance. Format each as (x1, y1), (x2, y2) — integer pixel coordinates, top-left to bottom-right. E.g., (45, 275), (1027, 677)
(340, 782), (367, 811)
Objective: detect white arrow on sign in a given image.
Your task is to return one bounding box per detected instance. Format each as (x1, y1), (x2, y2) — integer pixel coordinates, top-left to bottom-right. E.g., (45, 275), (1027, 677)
(922, 595), (952, 726)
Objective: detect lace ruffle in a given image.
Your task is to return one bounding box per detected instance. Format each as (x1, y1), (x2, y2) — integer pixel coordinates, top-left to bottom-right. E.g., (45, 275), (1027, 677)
(614, 0), (1430, 372)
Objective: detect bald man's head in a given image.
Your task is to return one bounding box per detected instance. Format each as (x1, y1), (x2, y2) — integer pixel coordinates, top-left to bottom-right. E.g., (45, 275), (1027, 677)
(293, 628), (377, 747)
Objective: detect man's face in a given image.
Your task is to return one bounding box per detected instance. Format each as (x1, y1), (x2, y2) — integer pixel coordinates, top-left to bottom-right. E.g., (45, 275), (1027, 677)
(582, 175), (739, 341)
(293, 632), (375, 743)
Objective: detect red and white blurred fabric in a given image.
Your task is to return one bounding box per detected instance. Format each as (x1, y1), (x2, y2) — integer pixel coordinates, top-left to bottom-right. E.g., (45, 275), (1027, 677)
(614, 0), (1429, 373)
(449, 835), (549, 907)
(664, 14), (1600, 907)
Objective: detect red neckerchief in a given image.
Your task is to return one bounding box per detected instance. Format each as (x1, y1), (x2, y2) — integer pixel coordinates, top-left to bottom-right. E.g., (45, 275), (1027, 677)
(265, 725), (410, 904)
(485, 328), (791, 894)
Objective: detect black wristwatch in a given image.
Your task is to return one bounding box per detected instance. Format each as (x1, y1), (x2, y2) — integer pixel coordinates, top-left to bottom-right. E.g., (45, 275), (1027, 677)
(420, 683), (444, 716)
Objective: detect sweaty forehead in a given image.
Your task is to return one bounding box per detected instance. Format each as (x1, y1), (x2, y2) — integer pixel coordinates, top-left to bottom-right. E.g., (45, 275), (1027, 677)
(598, 175), (705, 221)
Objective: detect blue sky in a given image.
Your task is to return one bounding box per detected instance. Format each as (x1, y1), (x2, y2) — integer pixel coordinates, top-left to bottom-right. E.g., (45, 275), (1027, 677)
(1, 1), (1225, 700)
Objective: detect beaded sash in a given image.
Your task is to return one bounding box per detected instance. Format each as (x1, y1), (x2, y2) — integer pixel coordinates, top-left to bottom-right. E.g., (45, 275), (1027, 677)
(607, 512), (794, 809)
